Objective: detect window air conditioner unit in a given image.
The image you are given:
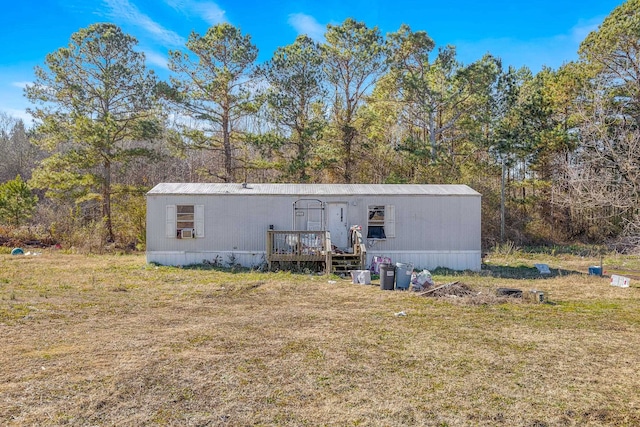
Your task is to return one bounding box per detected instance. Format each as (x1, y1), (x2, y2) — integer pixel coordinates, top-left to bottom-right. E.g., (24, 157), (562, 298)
(181, 228), (195, 239)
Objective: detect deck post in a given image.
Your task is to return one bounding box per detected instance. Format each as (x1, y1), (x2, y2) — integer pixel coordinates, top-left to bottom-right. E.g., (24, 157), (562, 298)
(325, 231), (332, 275)
(266, 231), (272, 271)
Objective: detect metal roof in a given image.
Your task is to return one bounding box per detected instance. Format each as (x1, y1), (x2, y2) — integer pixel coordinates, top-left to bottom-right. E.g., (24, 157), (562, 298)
(147, 183), (480, 196)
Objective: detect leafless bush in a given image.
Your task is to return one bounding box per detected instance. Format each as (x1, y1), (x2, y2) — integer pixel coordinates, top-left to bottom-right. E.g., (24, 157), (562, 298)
(552, 79), (640, 243)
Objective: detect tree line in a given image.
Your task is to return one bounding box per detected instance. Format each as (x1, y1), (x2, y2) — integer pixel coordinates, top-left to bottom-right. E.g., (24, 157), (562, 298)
(1, 0), (639, 251)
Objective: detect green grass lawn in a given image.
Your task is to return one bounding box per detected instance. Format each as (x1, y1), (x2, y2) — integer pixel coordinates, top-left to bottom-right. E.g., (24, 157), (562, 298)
(1, 252), (639, 426)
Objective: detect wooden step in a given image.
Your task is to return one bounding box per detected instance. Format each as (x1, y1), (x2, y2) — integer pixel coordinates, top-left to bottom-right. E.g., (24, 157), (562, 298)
(331, 254), (364, 273)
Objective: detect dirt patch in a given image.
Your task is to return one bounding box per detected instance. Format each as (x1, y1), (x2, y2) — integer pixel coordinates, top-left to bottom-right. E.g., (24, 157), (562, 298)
(418, 282), (525, 305)
(421, 281), (476, 297)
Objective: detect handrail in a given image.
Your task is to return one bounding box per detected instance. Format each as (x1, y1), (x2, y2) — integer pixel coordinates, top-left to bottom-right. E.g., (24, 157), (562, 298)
(267, 230), (327, 257)
(350, 227), (367, 268)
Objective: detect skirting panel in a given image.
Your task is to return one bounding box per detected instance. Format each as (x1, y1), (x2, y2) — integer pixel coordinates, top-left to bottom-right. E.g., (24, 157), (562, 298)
(367, 250), (481, 272)
(146, 251), (267, 269)
(147, 250), (481, 272)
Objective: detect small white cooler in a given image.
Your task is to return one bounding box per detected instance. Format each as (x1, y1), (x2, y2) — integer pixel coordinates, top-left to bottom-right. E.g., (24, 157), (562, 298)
(350, 270), (371, 285)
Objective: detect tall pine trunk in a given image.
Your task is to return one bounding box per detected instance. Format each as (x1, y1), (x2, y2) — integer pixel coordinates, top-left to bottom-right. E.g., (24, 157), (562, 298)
(103, 159), (114, 243)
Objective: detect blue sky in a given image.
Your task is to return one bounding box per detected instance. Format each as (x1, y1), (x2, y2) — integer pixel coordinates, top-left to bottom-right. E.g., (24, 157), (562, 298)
(0, 0), (625, 124)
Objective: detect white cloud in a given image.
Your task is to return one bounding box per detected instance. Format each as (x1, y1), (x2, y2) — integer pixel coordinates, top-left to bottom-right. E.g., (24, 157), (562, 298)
(569, 17), (603, 43)
(288, 13), (325, 42)
(103, 0), (186, 47)
(164, 0), (226, 26)
(0, 107), (33, 126)
(143, 50), (169, 70)
(163, 0), (183, 8)
(192, 2), (226, 25)
(11, 81), (31, 89)
(0, 79), (33, 125)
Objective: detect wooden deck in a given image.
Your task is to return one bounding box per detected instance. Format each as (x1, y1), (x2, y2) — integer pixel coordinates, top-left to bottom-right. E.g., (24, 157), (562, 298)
(266, 228), (367, 274)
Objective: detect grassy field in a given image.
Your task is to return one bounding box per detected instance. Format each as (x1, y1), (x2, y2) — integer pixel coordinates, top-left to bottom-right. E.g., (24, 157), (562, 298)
(1, 251), (639, 426)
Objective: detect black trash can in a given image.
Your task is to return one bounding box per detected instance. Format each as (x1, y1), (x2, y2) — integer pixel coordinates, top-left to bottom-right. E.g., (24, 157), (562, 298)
(379, 263), (395, 290)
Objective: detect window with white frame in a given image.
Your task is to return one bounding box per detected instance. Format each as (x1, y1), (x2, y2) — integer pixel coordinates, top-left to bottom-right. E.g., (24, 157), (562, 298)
(367, 205), (395, 239)
(166, 204), (204, 239)
(177, 205), (194, 237)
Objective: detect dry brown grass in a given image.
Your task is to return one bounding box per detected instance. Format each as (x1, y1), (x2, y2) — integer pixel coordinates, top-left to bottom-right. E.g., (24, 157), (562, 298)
(1, 252), (640, 426)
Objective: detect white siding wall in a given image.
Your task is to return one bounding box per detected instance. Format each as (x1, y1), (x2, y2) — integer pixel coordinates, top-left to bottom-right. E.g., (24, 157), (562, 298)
(146, 193), (481, 270)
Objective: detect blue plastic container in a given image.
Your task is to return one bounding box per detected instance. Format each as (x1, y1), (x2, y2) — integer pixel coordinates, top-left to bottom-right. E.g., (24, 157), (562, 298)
(395, 262), (413, 290)
(588, 266), (602, 276)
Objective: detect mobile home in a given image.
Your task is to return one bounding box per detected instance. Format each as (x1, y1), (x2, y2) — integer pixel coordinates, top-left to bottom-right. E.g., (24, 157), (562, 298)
(146, 183), (481, 271)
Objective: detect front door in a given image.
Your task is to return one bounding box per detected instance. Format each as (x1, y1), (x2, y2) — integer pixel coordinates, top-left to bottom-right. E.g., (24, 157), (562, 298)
(327, 202), (348, 249)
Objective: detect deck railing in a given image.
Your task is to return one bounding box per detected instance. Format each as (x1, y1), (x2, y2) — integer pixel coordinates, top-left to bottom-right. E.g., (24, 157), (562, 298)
(266, 228), (368, 274)
(266, 230), (332, 273)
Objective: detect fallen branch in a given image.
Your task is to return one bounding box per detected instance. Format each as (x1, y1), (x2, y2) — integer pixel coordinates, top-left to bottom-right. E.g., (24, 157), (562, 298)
(418, 281), (459, 296)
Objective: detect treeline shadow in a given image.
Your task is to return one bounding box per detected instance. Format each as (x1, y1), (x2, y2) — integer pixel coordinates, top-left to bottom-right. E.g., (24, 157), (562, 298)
(479, 264), (583, 279)
(430, 265), (583, 279)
